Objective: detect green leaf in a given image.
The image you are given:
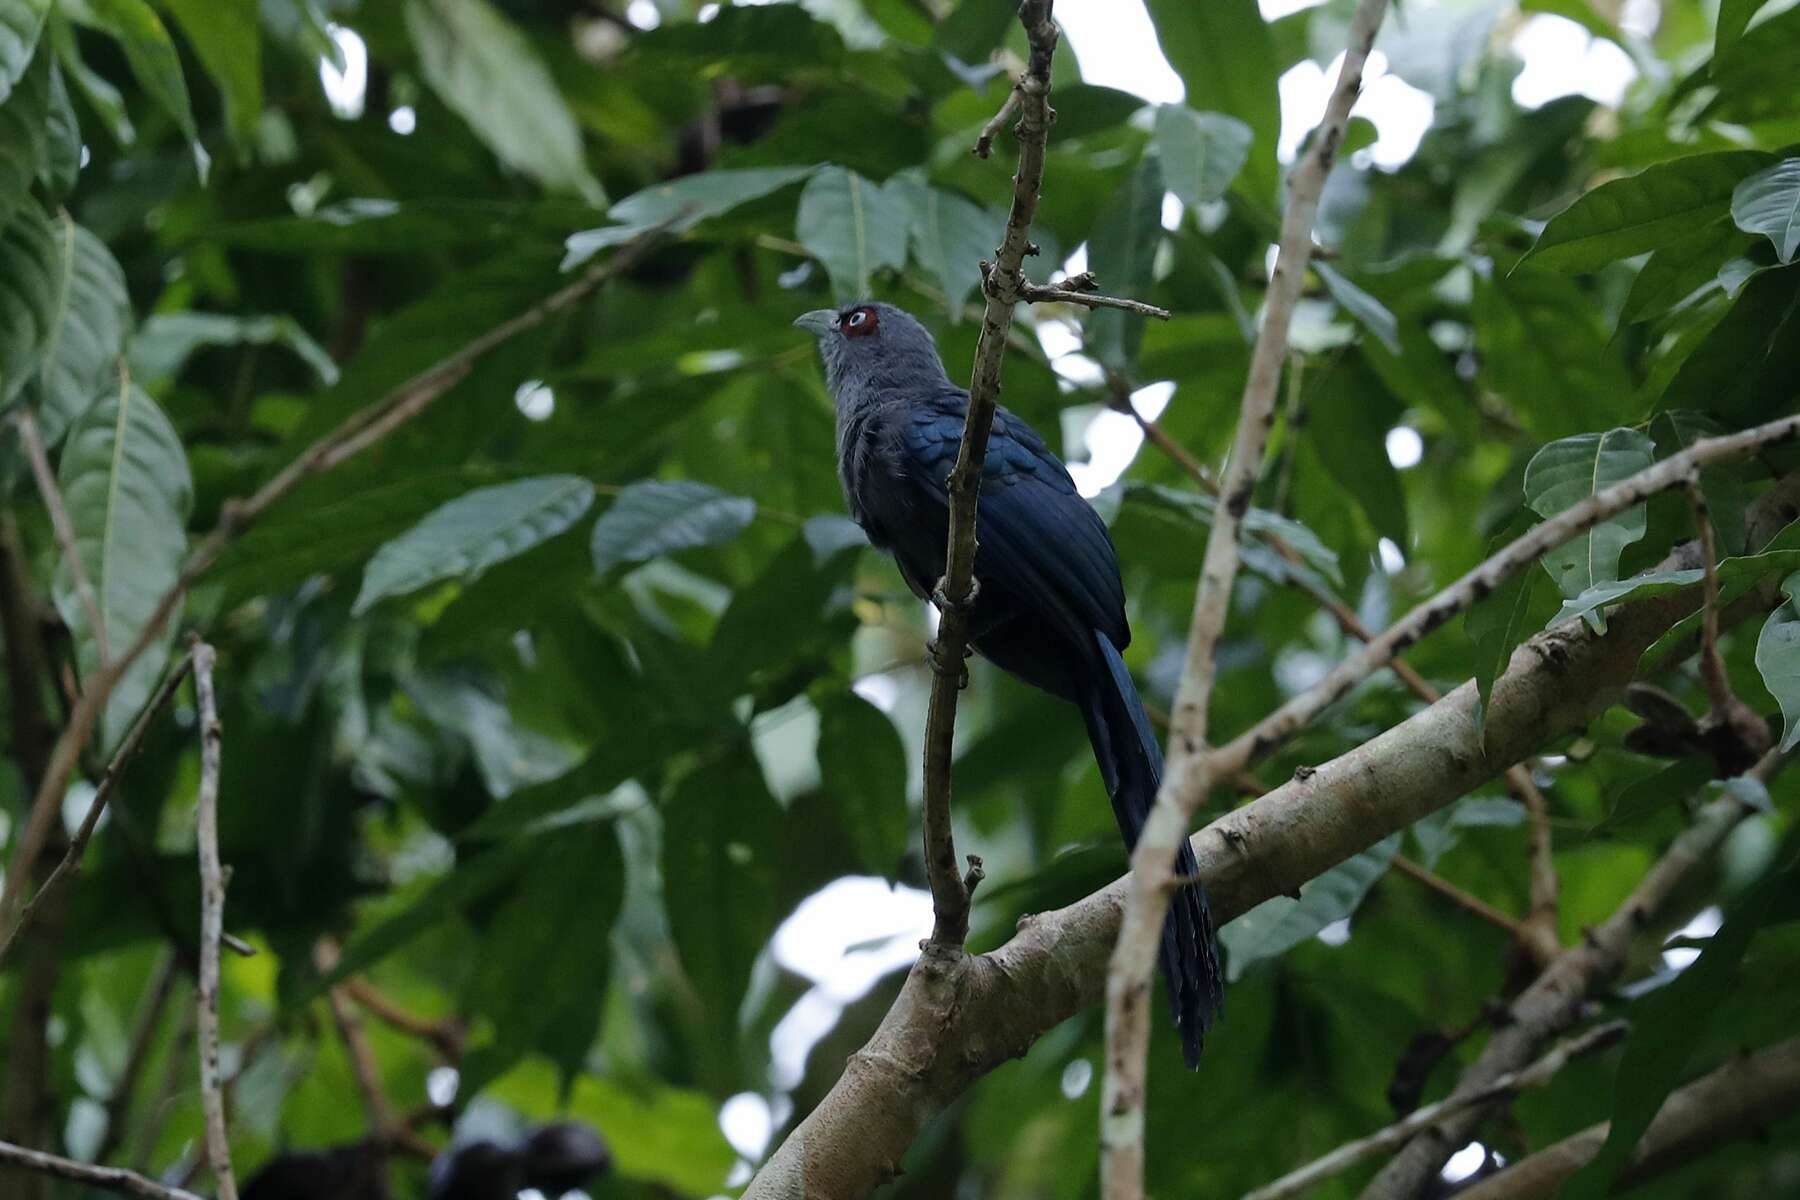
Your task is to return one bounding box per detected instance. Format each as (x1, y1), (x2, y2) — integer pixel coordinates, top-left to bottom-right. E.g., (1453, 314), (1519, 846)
(590, 480), (756, 577)
(885, 170), (1003, 317)
(1661, 267), (1800, 420)
(49, 12), (131, 144)
(55, 376), (194, 753)
(1474, 267), (1632, 437)
(1152, 105), (1252, 208)
(1467, 551), (1538, 734)
(461, 821), (623, 1091)
(36, 60), (78, 196)
(24, 214), (132, 445)
(1651, 410), (1747, 554)
(0, 202), (62, 408)
(405, 669), (583, 800)
(1620, 220), (1754, 327)
(354, 475), (597, 615)
(128, 311), (337, 388)
(1552, 550), (1800, 631)
(564, 166), (816, 268)
(1603, 757), (1715, 831)
(1316, 263), (1401, 354)
(1219, 834), (1401, 980)
(0, 0), (47, 102)
(663, 749), (780, 1032)
(1730, 157), (1800, 265)
(1303, 355), (1407, 545)
(0, 46), (49, 228)
(816, 692), (908, 878)
(70, 0), (205, 177)
(795, 166), (909, 300)
(1561, 844), (1800, 1199)
(1716, 0), (1776, 62)
(159, 0), (260, 149)
(934, 0), (1014, 64)
(406, 0), (605, 204)
(1522, 151), (1773, 273)
(1086, 156), (1165, 371)
(1755, 573), (1800, 752)
(1523, 428), (1656, 627)
(1145, 0), (1278, 202)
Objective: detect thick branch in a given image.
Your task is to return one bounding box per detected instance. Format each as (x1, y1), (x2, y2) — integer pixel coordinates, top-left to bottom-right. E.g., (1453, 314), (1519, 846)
(0, 1141), (205, 1200)
(190, 640), (238, 1200)
(920, 0), (1057, 951)
(0, 222), (672, 951)
(1453, 1037), (1800, 1200)
(1356, 746), (1787, 1199)
(1241, 1020), (1629, 1200)
(1103, 4), (1390, 1192)
(740, 475), (1798, 1200)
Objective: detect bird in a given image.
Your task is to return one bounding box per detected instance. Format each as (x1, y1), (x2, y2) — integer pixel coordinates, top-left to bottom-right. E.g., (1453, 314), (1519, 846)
(794, 300), (1223, 1066)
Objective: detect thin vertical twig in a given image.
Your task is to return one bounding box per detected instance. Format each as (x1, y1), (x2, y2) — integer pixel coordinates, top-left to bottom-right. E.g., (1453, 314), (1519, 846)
(1100, 3), (1392, 1196)
(12, 408), (108, 663)
(188, 639), (237, 1200)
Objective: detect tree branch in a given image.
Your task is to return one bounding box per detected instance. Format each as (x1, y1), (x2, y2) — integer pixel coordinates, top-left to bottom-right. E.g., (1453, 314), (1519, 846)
(1452, 1036), (1800, 1200)
(920, 0), (1058, 952)
(1390, 854), (1535, 944)
(1020, 272), (1172, 319)
(13, 407), (107, 662)
(0, 1140), (205, 1200)
(189, 639), (238, 1200)
(1242, 1020), (1629, 1200)
(740, 474), (1798, 1200)
(1103, 4), (1390, 1192)
(1356, 746), (1789, 1199)
(0, 221), (673, 954)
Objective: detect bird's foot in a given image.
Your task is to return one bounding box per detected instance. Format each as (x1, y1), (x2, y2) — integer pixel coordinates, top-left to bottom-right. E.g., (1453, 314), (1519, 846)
(931, 575), (980, 616)
(925, 637), (973, 689)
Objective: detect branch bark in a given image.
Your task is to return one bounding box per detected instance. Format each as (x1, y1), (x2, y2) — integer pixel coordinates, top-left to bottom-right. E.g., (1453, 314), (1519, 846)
(739, 474), (1798, 1200)
(1103, 4), (1391, 1192)
(1452, 1036), (1800, 1200)
(919, 0), (1057, 951)
(0, 1140), (205, 1200)
(0, 221), (672, 956)
(189, 639), (238, 1200)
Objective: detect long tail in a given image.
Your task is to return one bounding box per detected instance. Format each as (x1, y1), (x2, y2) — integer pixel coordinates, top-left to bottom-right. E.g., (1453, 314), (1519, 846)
(1081, 633), (1224, 1069)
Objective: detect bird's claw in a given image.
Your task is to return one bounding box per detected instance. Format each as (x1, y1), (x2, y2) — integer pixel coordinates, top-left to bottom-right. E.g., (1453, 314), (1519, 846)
(925, 637), (972, 690)
(931, 576), (981, 616)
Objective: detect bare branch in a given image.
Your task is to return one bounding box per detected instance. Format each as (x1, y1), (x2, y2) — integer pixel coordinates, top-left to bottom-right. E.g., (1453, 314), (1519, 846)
(1390, 854), (1534, 944)
(1103, 3), (1391, 1192)
(1453, 1036), (1800, 1200)
(1357, 747), (1790, 1199)
(1243, 1020), (1629, 1200)
(0, 655), (194, 961)
(920, 0), (1058, 951)
(0, 222), (673, 952)
(13, 408), (107, 663)
(0, 1140), (205, 1200)
(1686, 480), (1771, 773)
(344, 978), (466, 1062)
(189, 639), (238, 1200)
(1020, 272), (1172, 319)
(972, 83), (1022, 159)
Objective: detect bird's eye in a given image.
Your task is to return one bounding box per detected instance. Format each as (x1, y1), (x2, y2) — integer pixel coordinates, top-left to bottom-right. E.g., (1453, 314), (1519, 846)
(842, 307), (880, 337)
(846, 311), (866, 328)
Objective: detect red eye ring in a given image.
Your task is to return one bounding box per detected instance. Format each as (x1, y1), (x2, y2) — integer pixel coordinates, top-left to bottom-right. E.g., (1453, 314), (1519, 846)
(842, 306), (880, 338)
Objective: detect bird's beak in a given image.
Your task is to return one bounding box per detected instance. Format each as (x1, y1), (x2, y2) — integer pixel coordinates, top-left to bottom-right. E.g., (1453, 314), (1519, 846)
(793, 309), (837, 338)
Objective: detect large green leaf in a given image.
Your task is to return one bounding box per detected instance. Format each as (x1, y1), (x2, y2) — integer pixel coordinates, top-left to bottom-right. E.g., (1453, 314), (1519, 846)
(1523, 428), (1656, 626)
(1756, 573), (1800, 752)
(1219, 834), (1401, 980)
(1144, 0), (1278, 202)
(663, 749), (780, 1033)
(564, 165), (817, 268)
(1474, 267), (1632, 436)
(1086, 156), (1165, 371)
(48, 11), (131, 144)
(159, 0), (260, 149)
(24, 214), (131, 444)
(1152, 104), (1252, 209)
(590, 479), (756, 577)
(796, 166), (909, 299)
(0, 202), (61, 407)
(816, 692), (908, 879)
(1730, 157), (1800, 265)
(1303, 355), (1407, 545)
(0, 0), (47, 102)
(406, 0), (605, 204)
(1619, 220), (1754, 327)
(1716, 0), (1776, 61)
(354, 475), (597, 615)
(1465, 533), (1541, 733)
(55, 377), (193, 752)
(37, 59), (78, 196)
(69, 0), (204, 174)
(1661, 267), (1800, 420)
(885, 170), (1003, 317)
(1553, 550), (1800, 632)
(127, 311), (336, 387)
(1561, 841), (1800, 1199)
(1316, 262), (1401, 354)
(1522, 151), (1772, 273)
(0, 45), (49, 227)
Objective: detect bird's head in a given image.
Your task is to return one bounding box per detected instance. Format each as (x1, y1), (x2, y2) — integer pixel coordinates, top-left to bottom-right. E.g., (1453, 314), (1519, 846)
(793, 302), (950, 397)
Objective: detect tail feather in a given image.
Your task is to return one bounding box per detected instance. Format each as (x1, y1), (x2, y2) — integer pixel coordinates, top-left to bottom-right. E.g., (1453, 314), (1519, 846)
(1083, 634), (1224, 1069)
